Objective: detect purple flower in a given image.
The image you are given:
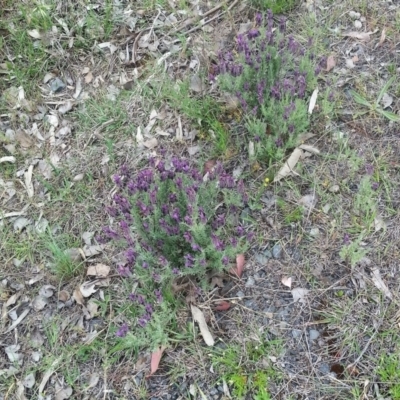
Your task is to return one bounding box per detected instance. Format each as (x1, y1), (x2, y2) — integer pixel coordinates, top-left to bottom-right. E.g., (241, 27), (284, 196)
(343, 233), (350, 245)
(211, 234), (225, 251)
(105, 206), (118, 218)
(117, 265), (131, 277)
(171, 207), (180, 222)
(184, 215), (193, 225)
(172, 268), (180, 275)
(191, 243), (201, 252)
(184, 253), (195, 268)
(142, 261), (148, 269)
(113, 174), (123, 187)
(161, 204), (169, 215)
(243, 82), (250, 91)
(125, 248), (136, 264)
(219, 174), (235, 189)
(279, 17), (286, 32)
(222, 255), (229, 265)
(153, 273), (161, 282)
(365, 164), (374, 176)
(230, 237), (238, 248)
(247, 231), (255, 242)
(159, 256), (168, 266)
(130, 293), (145, 304)
(115, 323), (129, 337)
(371, 181), (379, 191)
(155, 289), (163, 303)
(184, 231), (192, 243)
(138, 314), (151, 328)
(255, 12), (262, 26)
(169, 193), (177, 203)
(248, 28), (260, 40)
(103, 226), (119, 240)
(198, 207), (207, 224)
(145, 303), (153, 314)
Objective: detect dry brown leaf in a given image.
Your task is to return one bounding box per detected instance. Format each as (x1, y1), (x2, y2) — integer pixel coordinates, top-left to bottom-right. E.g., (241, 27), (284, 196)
(191, 305), (215, 346)
(378, 28), (386, 47)
(291, 288), (309, 304)
(214, 301), (231, 311)
(24, 165), (34, 198)
(281, 276), (292, 288)
(308, 88), (319, 114)
(79, 281), (98, 297)
(58, 290), (70, 302)
(27, 29), (42, 39)
(0, 156), (16, 163)
(298, 144), (320, 155)
(371, 268), (392, 300)
(86, 263), (110, 278)
(229, 254), (245, 277)
(343, 30), (377, 41)
(72, 288), (85, 305)
(326, 55), (336, 72)
(85, 71), (93, 84)
(149, 346), (166, 376)
(274, 148), (303, 182)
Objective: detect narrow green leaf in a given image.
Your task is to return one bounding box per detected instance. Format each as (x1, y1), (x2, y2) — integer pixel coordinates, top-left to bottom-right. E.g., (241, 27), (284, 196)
(349, 90), (372, 108)
(378, 109), (400, 122)
(376, 76), (396, 105)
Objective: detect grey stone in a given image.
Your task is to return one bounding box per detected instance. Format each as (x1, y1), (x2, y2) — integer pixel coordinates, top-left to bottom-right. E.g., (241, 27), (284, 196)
(236, 290), (245, 298)
(319, 363), (330, 374)
(244, 299), (257, 310)
(49, 77), (66, 93)
(245, 276), (255, 287)
(272, 244), (283, 259)
(292, 329), (302, 339)
(263, 249), (273, 258)
(309, 329), (320, 340)
(209, 388), (218, 395)
(255, 253), (269, 265)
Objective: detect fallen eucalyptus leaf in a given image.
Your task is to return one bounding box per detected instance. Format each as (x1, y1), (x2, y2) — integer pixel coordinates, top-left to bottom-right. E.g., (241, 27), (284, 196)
(274, 148), (303, 182)
(191, 305), (214, 346)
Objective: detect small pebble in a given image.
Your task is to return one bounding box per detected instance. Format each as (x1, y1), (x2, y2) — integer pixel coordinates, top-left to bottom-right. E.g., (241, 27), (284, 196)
(309, 228), (320, 237)
(328, 184), (340, 193)
(348, 11), (360, 19)
(272, 244), (282, 259)
(236, 290), (245, 298)
(354, 20), (362, 29)
(263, 249), (273, 258)
(319, 363), (330, 374)
(49, 77), (66, 93)
(255, 253), (269, 265)
(292, 329), (302, 339)
(309, 329), (320, 340)
(245, 276), (255, 287)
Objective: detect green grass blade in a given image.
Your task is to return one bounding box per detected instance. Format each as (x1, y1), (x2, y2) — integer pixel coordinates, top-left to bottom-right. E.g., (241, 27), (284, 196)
(349, 90), (372, 108)
(377, 109), (400, 122)
(376, 76), (396, 105)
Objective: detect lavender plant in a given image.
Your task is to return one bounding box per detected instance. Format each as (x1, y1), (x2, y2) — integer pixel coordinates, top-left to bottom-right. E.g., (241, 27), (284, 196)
(101, 157), (250, 348)
(213, 11), (330, 161)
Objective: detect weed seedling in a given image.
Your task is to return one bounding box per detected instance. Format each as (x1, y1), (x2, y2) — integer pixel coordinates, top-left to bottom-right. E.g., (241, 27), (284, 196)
(350, 77), (400, 122)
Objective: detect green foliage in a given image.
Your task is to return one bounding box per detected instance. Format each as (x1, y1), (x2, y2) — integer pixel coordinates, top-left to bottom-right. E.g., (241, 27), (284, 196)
(353, 175), (378, 229)
(350, 77), (400, 122)
(250, 0), (297, 13)
(378, 352), (400, 399)
(216, 11), (331, 162)
(161, 80), (229, 156)
(104, 159), (250, 350)
(339, 233), (369, 267)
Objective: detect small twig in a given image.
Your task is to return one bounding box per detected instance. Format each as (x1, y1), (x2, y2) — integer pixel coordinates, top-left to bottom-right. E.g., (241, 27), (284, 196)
(169, 1), (229, 35)
(131, 9), (161, 64)
(183, 0), (239, 35)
